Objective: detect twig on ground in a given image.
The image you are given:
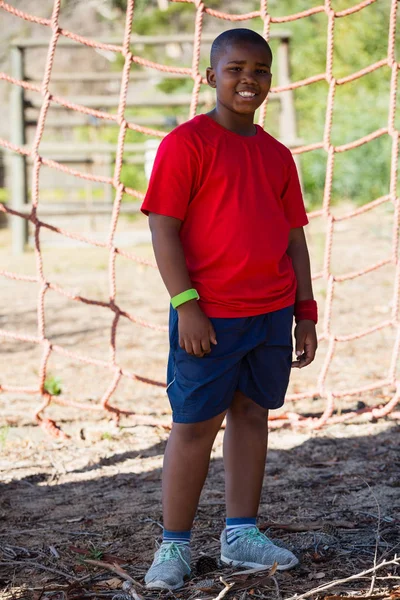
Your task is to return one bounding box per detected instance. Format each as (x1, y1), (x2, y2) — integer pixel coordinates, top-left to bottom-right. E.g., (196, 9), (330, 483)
(323, 595), (391, 600)
(1, 544), (31, 557)
(226, 563), (277, 578)
(257, 521), (355, 532)
(22, 586), (69, 592)
(356, 478), (384, 596)
(122, 580), (144, 600)
(283, 556), (399, 600)
(378, 541), (400, 562)
(83, 559), (143, 588)
(271, 575), (281, 600)
(49, 545), (60, 559)
(0, 560), (79, 581)
(140, 517), (163, 530)
(0, 528), (102, 537)
(360, 479), (382, 596)
(211, 576), (235, 600)
(357, 512), (395, 523)
(81, 594), (119, 597)
(223, 563), (278, 593)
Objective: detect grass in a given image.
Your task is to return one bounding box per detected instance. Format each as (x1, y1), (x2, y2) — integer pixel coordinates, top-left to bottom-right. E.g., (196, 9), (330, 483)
(87, 544), (104, 560)
(43, 375), (62, 397)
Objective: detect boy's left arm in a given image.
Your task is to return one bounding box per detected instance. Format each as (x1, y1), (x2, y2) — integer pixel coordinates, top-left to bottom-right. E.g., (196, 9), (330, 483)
(287, 227), (318, 369)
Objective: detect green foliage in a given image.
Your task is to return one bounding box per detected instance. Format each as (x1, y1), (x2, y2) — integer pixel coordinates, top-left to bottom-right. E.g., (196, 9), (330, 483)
(156, 77), (193, 95)
(132, 3), (194, 36)
(120, 163), (148, 194)
(44, 375), (62, 397)
(111, 0), (152, 14)
(269, 0), (393, 208)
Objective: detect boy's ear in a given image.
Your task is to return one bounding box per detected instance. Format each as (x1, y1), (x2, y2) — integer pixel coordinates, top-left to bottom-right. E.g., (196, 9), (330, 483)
(206, 67), (216, 88)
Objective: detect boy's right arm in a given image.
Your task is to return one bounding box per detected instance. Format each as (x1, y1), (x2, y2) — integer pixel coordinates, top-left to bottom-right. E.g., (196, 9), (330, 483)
(149, 213), (217, 358)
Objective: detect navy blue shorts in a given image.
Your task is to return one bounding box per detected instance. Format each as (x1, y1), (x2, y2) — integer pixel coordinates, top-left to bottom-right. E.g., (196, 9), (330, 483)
(167, 304), (294, 423)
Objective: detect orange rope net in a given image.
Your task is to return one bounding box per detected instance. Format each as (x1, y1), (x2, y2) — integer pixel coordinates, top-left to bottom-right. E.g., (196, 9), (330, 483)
(0, 0), (399, 437)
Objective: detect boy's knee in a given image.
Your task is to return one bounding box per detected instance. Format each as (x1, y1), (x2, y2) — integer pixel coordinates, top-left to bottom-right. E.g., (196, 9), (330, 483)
(229, 390), (269, 423)
(171, 416), (223, 444)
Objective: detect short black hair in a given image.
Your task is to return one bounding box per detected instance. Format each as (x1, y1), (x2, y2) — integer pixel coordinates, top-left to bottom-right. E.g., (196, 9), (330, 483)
(210, 28), (272, 69)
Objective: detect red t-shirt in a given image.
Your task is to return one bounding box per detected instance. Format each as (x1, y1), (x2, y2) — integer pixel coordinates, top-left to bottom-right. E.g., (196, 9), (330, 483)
(141, 114), (308, 318)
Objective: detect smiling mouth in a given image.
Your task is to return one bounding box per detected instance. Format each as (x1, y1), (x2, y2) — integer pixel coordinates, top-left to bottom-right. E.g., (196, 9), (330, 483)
(237, 91), (257, 99)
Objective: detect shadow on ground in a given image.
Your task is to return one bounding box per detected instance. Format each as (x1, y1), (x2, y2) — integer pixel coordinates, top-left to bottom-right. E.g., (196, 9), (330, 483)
(1, 423), (399, 599)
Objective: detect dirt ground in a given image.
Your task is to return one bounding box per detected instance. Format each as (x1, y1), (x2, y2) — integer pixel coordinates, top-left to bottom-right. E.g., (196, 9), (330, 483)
(0, 205), (399, 599)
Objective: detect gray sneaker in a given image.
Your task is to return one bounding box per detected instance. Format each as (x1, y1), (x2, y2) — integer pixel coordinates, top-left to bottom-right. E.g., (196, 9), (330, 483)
(221, 527), (298, 570)
(145, 542), (191, 590)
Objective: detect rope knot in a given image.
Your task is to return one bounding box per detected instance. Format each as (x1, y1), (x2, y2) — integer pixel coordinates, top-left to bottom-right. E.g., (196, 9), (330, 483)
(51, 25), (61, 37)
(117, 115), (127, 128)
(192, 72), (202, 84)
(42, 89), (52, 102)
(109, 300), (120, 314)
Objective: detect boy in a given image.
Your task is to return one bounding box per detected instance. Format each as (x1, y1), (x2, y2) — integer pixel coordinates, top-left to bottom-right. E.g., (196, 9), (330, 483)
(141, 28), (318, 590)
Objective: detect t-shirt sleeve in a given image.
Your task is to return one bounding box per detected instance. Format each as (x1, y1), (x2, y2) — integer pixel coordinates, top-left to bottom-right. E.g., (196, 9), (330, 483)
(141, 131), (199, 221)
(281, 153), (309, 228)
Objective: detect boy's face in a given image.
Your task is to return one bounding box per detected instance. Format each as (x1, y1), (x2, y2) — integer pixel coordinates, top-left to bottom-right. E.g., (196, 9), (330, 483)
(206, 41), (272, 116)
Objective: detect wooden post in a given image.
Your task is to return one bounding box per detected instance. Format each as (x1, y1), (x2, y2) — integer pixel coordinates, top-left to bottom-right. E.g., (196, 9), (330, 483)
(277, 38), (303, 187)
(10, 45), (28, 254)
(277, 38), (297, 146)
(278, 37), (303, 187)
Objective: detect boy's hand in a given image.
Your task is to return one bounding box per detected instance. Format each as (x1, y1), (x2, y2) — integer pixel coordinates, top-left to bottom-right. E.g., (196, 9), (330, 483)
(292, 320), (317, 369)
(177, 301), (217, 358)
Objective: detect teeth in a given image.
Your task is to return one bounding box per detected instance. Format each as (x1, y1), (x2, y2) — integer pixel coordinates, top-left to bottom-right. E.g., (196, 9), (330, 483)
(238, 91), (255, 97)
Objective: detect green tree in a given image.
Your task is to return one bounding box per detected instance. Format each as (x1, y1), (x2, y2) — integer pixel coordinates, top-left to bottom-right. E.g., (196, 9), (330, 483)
(269, 0), (393, 207)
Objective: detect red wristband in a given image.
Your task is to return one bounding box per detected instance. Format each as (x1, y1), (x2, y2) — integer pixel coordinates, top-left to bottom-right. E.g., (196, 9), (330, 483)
(294, 299), (318, 324)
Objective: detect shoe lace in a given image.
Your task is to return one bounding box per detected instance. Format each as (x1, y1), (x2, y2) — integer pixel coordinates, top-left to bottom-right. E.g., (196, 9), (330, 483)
(242, 527), (273, 546)
(158, 542), (190, 570)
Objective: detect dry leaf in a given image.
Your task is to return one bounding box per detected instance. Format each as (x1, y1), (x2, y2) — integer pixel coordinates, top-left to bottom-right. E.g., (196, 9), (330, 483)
(311, 552), (326, 563)
(73, 564), (87, 573)
(104, 577), (122, 589)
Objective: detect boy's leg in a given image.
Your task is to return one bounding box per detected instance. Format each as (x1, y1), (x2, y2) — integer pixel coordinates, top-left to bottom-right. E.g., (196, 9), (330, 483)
(163, 410), (226, 530)
(221, 390), (298, 570)
(224, 390), (268, 518)
(145, 410), (226, 590)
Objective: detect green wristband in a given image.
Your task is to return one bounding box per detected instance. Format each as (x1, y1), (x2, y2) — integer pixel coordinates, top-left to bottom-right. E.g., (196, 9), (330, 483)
(171, 288), (200, 309)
